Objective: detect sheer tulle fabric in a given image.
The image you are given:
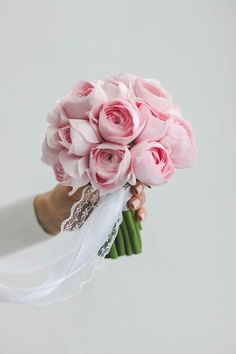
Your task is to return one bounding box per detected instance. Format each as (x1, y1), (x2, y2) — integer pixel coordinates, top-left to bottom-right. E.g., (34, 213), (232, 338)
(0, 186), (131, 305)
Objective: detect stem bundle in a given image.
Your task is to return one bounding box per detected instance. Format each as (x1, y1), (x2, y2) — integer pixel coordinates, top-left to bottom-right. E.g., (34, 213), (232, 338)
(105, 209), (142, 259)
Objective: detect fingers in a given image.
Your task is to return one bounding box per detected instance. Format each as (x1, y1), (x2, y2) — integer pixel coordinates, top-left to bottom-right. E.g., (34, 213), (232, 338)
(128, 182), (147, 222)
(130, 182), (144, 195)
(128, 191), (146, 210)
(136, 207), (147, 222)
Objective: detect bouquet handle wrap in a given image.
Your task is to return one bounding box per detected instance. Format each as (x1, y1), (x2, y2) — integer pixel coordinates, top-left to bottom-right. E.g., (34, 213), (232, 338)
(0, 186), (131, 305)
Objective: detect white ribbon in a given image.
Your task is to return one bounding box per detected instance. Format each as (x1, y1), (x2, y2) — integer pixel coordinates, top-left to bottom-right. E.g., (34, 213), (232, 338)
(0, 186), (131, 305)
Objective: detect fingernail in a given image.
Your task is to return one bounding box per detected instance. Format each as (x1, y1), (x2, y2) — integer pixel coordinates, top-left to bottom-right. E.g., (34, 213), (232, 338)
(130, 198), (140, 210)
(138, 212), (146, 221)
(134, 184), (143, 195)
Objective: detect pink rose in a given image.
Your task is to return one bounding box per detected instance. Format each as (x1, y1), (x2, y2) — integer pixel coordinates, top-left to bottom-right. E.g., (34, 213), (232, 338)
(112, 72), (137, 87)
(59, 80), (107, 119)
(102, 72), (137, 99)
(41, 138), (59, 166)
(135, 102), (171, 143)
(103, 78), (130, 100)
(47, 104), (69, 129)
(44, 119), (100, 156)
(134, 78), (172, 110)
(42, 145), (89, 195)
(131, 141), (175, 186)
(56, 151), (89, 194)
(66, 119), (100, 156)
(89, 143), (133, 194)
(89, 99), (146, 145)
(160, 107), (197, 168)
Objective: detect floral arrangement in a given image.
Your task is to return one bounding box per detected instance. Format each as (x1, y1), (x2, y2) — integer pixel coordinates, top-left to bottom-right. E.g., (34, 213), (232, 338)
(42, 72), (196, 259)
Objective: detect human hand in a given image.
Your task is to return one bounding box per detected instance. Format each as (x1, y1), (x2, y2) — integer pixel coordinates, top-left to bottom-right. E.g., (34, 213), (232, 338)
(127, 183), (147, 222)
(34, 183), (147, 236)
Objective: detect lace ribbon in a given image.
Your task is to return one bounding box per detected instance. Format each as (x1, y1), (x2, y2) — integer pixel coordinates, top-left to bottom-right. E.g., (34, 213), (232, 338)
(0, 186), (131, 304)
(61, 185), (100, 232)
(61, 185), (124, 257)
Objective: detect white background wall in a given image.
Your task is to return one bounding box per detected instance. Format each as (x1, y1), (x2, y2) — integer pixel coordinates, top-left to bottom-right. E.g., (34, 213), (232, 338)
(0, 0), (235, 353)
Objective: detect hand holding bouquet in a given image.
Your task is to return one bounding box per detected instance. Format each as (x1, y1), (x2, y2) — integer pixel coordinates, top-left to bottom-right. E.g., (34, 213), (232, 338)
(0, 73), (196, 305)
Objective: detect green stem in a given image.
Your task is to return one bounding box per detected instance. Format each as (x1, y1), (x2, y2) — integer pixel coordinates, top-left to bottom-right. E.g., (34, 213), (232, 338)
(120, 216), (133, 256)
(131, 210), (142, 251)
(105, 210), (142, 259)
(131, 209), (142, 230)
(109, 242), (118, 259)
(123, 210), (142, 254)
(115, 228), (125, 256)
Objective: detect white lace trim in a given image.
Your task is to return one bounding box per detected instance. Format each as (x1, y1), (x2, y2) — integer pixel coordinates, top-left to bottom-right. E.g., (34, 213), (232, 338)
(61, 185), (123, 258)
(61, 185), (100, 232)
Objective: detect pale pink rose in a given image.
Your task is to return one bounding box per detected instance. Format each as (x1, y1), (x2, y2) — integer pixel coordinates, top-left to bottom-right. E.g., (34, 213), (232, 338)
(57, 151), (89, 195)
(47, 104), (69, 128)
(134, 78), (172, 109)
(63, 119), (100, 156)
(44, 125), (62, 150)
(89, 143), (133, 194)
(44, 119), (101, 156)
(131, 141), (175, 186)
(41, 138), (59, 166)
(135, 102), (171, 143)
(102, 72), (137, 99)
(59, 80), (107, 119)
(89, 99), (146, 145)
(42, 144), (89, 195)
(112, 72), (137, 87)
(160, 107), (197, 168)
(103, 78), (130, 100)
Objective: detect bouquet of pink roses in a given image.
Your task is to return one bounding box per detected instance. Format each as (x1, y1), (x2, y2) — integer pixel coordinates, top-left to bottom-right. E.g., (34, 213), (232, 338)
(42, 72), (196, 259)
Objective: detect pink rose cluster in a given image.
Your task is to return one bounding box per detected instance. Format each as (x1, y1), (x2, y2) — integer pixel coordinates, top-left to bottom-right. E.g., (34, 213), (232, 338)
(42, 73), (196, 195)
